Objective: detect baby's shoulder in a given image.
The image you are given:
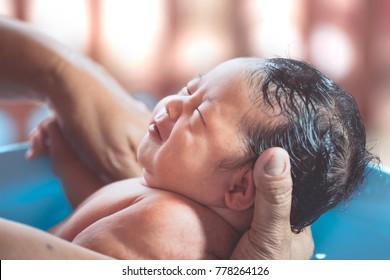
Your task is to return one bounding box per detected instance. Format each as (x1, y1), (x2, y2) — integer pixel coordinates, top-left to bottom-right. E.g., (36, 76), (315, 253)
(120, 190), (226, 259)
(129, 190), (238, 259)
(134, 190), (210, 236)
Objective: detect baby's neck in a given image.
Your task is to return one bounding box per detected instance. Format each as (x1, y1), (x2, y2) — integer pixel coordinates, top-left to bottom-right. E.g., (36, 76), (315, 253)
(210, 206), (254, 234)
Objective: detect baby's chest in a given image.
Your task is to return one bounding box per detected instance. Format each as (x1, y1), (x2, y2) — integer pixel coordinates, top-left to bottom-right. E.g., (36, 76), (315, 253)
(56, 183), (148, 240)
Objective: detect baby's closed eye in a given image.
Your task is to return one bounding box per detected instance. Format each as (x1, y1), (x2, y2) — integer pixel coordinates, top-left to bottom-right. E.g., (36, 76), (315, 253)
(186, 87), (206, 126)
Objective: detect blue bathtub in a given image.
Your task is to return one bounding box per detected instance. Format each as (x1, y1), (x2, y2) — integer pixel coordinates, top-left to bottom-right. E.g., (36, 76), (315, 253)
(0, 143), (389, 259)
(0, 142), (71, 230)
(311, 164), (390, 260)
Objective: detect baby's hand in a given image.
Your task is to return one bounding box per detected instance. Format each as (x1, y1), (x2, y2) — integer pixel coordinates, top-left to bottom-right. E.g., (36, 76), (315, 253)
(26, 116), (81, 177)
(26, 117), (106, 209)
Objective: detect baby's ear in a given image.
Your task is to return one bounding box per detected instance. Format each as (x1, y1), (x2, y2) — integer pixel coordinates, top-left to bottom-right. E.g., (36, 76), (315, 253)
(224, 167), (255, 211)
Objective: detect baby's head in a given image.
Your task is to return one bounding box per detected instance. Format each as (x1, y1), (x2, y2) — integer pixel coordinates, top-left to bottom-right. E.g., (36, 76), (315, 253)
(240, 57), (376, 232)
(138, 57), (375, 232)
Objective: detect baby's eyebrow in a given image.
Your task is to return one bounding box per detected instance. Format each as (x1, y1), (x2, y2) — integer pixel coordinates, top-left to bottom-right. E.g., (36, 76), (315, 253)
(187, 73), (203, 87)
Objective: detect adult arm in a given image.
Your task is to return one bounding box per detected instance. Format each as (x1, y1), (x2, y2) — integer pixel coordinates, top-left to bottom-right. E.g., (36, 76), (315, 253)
(0, 16), (151, 181)
(0, 218), (111, 260)
(231, 147), (314, 259)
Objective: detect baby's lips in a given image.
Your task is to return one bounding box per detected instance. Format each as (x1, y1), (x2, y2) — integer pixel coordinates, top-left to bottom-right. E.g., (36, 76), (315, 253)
(148, 122), (163, 142)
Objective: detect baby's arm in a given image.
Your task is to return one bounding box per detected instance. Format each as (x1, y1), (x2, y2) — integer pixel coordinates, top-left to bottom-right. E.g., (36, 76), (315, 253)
(28, 117), (105, 209)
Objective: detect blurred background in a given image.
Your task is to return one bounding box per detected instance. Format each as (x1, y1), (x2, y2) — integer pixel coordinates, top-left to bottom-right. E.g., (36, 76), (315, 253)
(0, 0), (390, 166)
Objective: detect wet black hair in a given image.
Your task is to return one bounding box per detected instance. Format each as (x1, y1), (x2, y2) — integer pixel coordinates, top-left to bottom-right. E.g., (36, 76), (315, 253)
(243, 57), (377, 232)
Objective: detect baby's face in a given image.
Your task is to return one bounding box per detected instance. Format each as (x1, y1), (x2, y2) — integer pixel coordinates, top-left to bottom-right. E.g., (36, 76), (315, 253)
(137, 58), (257, 206)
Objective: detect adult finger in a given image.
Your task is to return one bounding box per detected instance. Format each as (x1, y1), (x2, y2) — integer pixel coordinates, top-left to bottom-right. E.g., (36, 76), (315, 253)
(249, 147), (293, 259)
(231, 147), (293, 259)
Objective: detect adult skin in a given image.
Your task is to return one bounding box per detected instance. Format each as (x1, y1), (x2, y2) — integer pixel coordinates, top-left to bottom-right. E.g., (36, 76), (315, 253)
(0, 16), (313, 259)
(0, 15), (151, 182)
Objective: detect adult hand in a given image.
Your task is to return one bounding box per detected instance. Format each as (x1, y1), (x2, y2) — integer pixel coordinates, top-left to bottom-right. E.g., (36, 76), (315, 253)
(37, 41), (152, 183)
(53, 83), (152, 183)
(231, 147), (314, 259)
(0, 16), (152, 182)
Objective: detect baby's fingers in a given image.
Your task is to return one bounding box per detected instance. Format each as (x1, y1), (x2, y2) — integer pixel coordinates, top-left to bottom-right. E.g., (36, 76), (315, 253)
(26, 127), (50, 160)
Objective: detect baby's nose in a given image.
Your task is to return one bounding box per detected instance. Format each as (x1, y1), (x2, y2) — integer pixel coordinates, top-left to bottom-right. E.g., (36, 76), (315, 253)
(165, 97), (183, 122)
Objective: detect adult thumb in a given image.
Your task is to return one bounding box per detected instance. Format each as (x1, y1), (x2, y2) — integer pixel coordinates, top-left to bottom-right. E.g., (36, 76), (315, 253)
(251, 147), (293, 259)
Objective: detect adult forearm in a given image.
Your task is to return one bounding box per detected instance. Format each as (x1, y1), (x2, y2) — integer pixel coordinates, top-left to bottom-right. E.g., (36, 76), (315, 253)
(0, 16), (64, 100)
(0, 218), (111, 259)
(0, 16), (144, 109)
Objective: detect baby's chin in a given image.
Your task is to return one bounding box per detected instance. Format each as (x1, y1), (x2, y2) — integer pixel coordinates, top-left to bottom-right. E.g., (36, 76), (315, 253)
(141, 169), (162, 190)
